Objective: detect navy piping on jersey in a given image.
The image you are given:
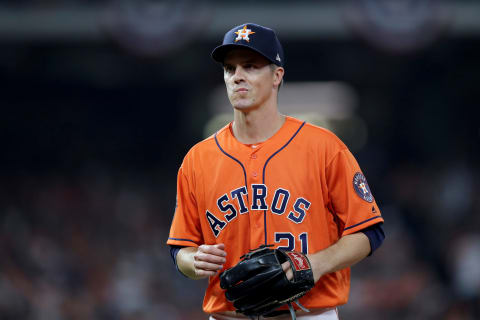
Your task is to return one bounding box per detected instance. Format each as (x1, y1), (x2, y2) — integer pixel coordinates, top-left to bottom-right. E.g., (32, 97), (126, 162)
(214, 132), (249, 205)
(168, 237), (197, 243)
(262, 121), (306, 245)
(343, 216), (382, 231)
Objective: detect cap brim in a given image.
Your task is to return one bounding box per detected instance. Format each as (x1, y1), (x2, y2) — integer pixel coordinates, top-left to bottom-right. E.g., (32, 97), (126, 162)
(211, 43), (277, 65)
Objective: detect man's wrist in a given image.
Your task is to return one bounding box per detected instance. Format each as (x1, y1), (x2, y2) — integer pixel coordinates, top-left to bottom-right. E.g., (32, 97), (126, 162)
(307, 250), (332, 283)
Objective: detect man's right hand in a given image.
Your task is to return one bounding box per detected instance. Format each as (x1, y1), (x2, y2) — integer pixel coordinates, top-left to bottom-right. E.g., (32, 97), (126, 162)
(177, 243), (227, 279)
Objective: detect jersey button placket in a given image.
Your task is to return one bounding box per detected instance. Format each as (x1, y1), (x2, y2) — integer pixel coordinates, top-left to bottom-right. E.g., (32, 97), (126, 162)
(251, 151), (259, 179)
(247, 152), (263, 233)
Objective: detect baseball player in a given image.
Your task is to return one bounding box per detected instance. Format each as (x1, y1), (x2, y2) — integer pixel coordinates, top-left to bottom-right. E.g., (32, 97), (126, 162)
(167, 23), (385, 319)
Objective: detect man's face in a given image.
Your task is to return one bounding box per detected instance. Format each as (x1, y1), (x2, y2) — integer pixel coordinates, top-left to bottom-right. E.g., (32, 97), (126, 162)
(223, 48), (282, 111)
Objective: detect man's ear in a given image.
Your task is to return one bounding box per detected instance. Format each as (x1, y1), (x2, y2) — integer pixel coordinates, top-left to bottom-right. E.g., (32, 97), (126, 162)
(273, 67), (284, 87)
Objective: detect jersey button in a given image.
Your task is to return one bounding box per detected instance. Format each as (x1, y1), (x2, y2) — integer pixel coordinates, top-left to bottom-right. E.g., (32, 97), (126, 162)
(251, 154), (257, 159)
(252, 171), (258, 178)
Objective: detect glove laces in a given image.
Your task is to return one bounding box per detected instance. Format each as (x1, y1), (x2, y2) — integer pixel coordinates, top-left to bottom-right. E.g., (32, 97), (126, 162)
(286, 299), (310, 320)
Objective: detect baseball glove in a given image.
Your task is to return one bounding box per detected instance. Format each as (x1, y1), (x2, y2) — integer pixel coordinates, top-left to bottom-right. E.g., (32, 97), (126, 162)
(219, 245), (315, 320)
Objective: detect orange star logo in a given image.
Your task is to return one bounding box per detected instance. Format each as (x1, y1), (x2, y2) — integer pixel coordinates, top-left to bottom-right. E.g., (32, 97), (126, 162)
(235, 25), (255, 42)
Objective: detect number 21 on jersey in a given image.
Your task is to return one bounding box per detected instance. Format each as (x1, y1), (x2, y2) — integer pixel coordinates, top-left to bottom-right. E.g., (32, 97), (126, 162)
(274, 232), (308, 254)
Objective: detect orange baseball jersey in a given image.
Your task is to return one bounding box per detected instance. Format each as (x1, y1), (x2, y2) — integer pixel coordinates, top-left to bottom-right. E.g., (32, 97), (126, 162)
(167, 116), (383, 314)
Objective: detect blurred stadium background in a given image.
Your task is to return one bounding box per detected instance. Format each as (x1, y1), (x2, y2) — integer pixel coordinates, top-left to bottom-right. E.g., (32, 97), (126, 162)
(1, 0), (479, 319)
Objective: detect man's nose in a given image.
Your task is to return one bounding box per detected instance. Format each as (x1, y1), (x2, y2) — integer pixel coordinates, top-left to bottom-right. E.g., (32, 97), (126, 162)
(232, 66), (245, 83)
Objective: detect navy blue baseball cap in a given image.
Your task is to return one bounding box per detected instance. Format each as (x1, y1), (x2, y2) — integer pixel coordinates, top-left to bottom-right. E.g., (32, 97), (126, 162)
(211, 23), (284, 67)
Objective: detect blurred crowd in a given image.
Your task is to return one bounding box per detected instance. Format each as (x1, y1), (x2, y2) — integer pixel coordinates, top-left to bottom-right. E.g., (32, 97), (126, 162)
(344, 158), (480, 320)
(0, 157), (478, 320)
(0, 170), (205, 320)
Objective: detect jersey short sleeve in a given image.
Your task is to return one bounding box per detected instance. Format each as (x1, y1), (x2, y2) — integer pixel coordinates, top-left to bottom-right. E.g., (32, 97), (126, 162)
(326, 147), (383, 236)
(167, 156), (203, 247)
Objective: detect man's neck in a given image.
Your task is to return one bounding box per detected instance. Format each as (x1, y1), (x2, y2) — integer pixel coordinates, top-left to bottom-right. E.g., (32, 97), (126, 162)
(232, 105), (285, 145)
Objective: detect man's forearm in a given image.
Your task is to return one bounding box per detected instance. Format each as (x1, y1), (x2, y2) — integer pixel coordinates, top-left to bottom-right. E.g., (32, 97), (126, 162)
(307, 232), (371, 283)
(177, 247), (202, 279)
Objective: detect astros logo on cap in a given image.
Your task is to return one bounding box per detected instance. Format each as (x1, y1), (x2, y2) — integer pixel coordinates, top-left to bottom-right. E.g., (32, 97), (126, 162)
(235, 25), (255, 42)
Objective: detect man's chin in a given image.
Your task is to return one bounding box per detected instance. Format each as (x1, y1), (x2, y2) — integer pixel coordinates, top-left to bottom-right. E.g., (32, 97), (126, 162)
(232, 102), (257, 112)
(233, 104), (249, 110)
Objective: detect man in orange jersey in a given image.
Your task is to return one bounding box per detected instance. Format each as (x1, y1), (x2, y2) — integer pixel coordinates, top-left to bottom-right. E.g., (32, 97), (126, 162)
(167, 23), (385, 320)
